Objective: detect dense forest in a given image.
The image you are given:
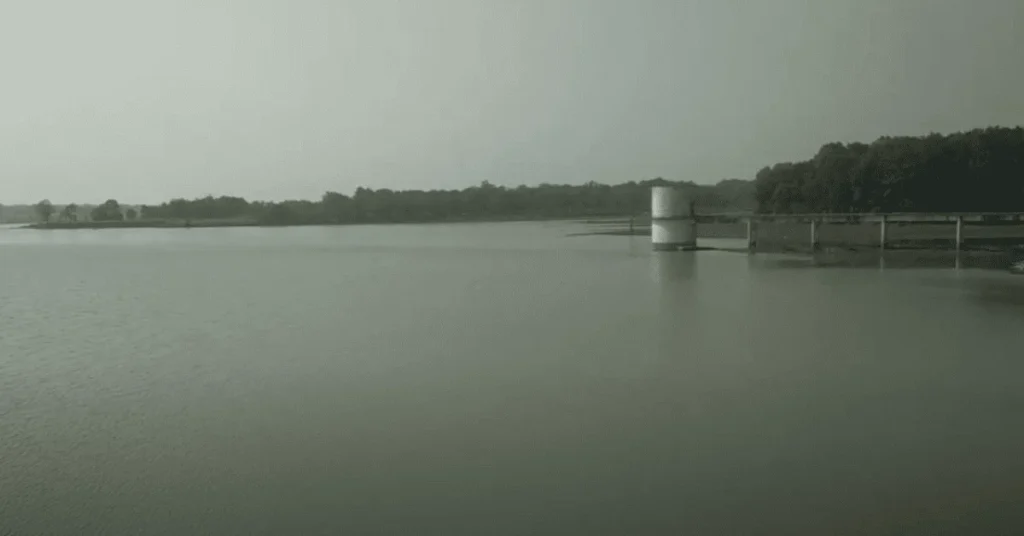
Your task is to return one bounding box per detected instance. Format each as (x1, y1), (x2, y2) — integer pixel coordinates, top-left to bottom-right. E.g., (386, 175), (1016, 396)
(4, 179), (753, 225)
(115, 178), (754, 225)
(7, 126), (1022, 226)
(754, 127), (1024, 214)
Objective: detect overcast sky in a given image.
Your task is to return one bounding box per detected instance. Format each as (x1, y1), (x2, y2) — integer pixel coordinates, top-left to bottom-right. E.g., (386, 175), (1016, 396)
(1, 0), (1022, 204)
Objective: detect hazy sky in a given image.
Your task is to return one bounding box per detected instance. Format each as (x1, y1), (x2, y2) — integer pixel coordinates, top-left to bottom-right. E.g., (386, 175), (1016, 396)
(1, 0), (1022, 203)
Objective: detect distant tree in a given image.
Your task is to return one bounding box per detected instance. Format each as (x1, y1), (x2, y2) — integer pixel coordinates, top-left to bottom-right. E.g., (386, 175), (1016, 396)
(753, 127), (1024, 213)
(59, 203), (79, 222)
(260, 202), (295, 225)
(34, 199), (55, 223)
(321, 191), (353, 223)
(125, 208), (138, 221)
(90, 199), (124, 222)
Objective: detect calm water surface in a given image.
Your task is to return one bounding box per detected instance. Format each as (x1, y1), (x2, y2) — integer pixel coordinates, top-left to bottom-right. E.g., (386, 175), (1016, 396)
(2, 222), (1023, 535)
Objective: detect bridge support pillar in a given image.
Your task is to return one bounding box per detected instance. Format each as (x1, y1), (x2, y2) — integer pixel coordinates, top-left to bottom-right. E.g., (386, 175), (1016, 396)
(651, 187), (697, 251)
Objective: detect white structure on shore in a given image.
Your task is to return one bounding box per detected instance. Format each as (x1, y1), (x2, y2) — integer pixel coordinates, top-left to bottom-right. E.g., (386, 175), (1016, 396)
(651, 186), (696, 251)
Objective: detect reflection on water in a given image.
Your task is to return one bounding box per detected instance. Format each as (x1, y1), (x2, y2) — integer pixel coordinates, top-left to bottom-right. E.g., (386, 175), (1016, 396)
(2, 223), (1024, 535)
(971, 278), (1024, 308)
(650, 251), (696, 284)
(650, 253), (698, 356)
(751, 248), (1018, 272)
(627, 235), (648, 257)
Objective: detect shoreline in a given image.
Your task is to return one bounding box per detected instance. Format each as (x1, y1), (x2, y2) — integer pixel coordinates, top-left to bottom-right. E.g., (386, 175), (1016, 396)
(20, 214), (624, 231)
(22, 219), (259, 230)
(20, 218), (1024, 258)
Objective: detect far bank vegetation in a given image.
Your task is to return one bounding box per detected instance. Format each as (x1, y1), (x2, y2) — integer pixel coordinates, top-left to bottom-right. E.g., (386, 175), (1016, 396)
(12, 126), (1024, 229)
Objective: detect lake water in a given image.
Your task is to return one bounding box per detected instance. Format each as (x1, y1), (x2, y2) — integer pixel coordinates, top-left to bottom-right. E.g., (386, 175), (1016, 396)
(2, 222), (1023, 535)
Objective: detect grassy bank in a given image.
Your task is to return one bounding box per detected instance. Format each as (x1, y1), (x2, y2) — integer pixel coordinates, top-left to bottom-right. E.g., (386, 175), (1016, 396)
(572, 222), (747, 239)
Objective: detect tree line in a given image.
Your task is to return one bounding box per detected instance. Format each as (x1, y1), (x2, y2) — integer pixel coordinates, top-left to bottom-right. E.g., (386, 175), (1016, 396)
(754, 126), (1024, 214)
(31, 199), (137, 223)
(141, 179), (754, 224)
(29, 178), (754, 225)
(22, 125), (1020, 225)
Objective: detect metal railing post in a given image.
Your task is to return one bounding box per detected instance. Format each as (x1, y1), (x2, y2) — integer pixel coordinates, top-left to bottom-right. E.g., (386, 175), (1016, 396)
(955, 215), (963, 252)
(810, 219), (819, 251)
(880, 215), (887, 250)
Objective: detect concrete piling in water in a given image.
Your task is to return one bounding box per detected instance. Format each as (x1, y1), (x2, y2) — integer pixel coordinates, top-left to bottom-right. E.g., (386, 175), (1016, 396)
(746, 219), (755, 250)
(651, 186), (696, 251)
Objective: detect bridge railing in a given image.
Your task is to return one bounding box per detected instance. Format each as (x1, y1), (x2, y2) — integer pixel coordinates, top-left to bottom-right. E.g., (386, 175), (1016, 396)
(627, 211), (1024, 251)
(696, 212), (1024, 223)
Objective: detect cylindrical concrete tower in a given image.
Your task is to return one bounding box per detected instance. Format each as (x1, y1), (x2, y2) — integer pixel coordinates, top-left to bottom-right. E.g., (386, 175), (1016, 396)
(651, 186), (696, 251)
